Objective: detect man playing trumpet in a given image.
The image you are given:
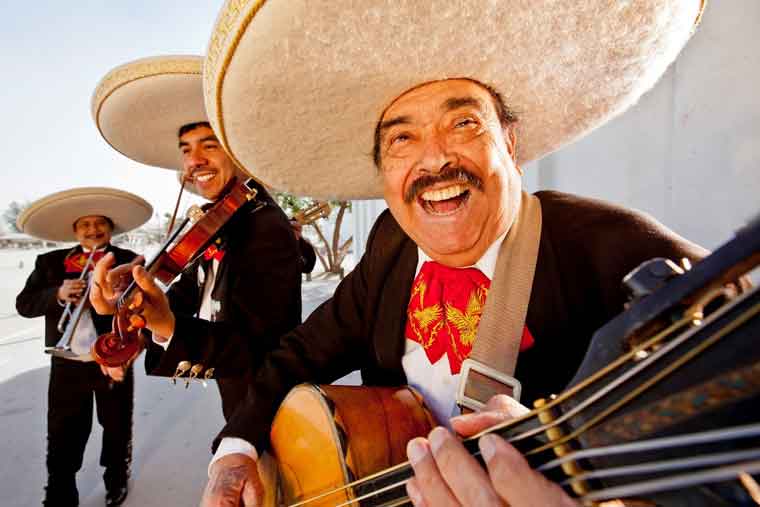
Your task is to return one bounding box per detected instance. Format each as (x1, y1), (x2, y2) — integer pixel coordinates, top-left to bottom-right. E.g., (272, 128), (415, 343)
(15, 187), (151, 506)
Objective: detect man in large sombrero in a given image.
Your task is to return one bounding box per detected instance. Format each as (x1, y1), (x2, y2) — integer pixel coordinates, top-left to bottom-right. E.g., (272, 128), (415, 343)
(89, 55), (311, 423)
(16, 187), (151, 506)
(119, 1), (708, 505)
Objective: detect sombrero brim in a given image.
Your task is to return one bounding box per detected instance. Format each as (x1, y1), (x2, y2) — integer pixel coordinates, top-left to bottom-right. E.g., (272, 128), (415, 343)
(204, 0), (705, 199)
(92, 55), (206, 171)
(17, 187), (153, 243)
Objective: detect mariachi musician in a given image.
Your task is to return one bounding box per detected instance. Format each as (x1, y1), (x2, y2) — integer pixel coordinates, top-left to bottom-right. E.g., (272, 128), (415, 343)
(182, 1), (716, 505)
(89, 55), (308, 422)
(16, 187), (151, 506)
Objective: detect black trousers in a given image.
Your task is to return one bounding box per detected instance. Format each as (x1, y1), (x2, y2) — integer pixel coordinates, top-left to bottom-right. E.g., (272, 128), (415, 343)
(44, 358), (133, 505)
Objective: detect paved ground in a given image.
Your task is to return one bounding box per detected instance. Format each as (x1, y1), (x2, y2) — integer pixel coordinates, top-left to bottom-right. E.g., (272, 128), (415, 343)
(0, 248), (350, 506)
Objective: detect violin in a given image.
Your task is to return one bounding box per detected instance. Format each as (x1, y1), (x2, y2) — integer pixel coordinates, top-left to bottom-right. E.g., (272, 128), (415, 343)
(261, 213), (760, 506)
(91, 177), (260, 367)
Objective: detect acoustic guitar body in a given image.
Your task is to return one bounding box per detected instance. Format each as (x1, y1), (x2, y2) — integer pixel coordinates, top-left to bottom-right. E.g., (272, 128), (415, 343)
(265, 384), (436, 507)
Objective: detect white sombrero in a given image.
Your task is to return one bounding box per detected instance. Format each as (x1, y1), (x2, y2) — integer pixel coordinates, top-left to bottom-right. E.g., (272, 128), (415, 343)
(17, 188), (153, 242)
(92, 55), (206, 172)
(204, 0), (705, 200)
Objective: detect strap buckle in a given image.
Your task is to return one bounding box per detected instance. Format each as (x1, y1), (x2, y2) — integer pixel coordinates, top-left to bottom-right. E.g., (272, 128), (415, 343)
(456, 358), (522, 412)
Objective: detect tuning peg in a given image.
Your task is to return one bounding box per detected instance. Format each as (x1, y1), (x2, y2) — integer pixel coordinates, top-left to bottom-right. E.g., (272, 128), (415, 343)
(128, 291), (144, 311)
(200, 368), (215, 388)
(127, 314), (146, 332)
(186, 363), (204, 389)
(681, 257), (693, 271)
(171, 360), (191, 385)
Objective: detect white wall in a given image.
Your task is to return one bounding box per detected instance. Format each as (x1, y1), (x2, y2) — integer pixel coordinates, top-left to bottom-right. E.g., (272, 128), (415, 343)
(355, 1), (760, 255)
(525, 1), (760, 250)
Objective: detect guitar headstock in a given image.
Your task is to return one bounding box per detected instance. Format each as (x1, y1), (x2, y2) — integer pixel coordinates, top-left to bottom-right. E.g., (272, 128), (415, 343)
(294, 201), (331, 226)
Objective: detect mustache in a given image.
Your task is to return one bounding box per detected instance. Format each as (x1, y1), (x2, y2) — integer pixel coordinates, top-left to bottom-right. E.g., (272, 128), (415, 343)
(404, 166), (483, 203)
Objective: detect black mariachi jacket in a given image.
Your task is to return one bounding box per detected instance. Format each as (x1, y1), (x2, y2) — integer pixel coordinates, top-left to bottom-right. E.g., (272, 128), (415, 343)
(16, 244), (138, 348)
(217, 191), (706, 451)
(144, 183), (304, 381)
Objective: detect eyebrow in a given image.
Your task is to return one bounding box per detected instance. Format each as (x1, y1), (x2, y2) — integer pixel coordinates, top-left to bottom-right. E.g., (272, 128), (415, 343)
(378, 115), (412, 135)
(442, 96), (485, 113)
(178, 135), (219, 148)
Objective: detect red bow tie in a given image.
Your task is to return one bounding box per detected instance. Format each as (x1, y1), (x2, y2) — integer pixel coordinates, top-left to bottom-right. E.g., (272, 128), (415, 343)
(64, 250), (105, 273)
(203, 244), (226, 262)
(405, 261), (534, 374)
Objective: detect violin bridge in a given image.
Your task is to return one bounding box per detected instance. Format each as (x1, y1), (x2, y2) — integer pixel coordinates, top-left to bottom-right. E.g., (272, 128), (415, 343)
(534, 398), (590, 496)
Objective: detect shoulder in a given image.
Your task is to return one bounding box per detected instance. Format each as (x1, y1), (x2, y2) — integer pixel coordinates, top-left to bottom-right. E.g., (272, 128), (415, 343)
(536, 190), (682, 242)
(36, 248), (70, 264)
(534, 190), (705, 269)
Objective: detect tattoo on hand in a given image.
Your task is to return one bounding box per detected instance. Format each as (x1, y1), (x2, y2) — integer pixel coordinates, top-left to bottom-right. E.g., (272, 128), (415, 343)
(211, 465), (248, 495)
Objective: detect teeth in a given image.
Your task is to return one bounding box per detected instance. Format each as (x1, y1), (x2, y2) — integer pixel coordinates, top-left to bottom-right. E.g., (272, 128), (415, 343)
(421, 184), (466, 202)
(195, 173), (215, 183)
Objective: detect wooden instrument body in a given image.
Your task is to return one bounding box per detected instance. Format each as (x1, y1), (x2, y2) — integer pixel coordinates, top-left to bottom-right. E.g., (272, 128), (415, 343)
(265, 384), (435, 507)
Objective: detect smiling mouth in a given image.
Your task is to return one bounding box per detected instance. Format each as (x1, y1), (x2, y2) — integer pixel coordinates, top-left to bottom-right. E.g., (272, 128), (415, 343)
(418, 184), (471, 216)
(193, 171), (217, 183)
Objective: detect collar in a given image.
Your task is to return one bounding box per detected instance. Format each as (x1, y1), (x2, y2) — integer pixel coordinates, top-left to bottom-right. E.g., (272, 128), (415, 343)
(81, 244), (110, 254)
(415, 230), (508, 280)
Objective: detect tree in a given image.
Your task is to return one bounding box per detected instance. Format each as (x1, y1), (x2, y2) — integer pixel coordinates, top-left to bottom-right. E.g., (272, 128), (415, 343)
(3, 201), (29, 233)
(275, 192), (353, 277)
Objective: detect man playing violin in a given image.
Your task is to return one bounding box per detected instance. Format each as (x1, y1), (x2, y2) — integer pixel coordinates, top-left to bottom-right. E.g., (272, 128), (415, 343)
(90, 55), (309, 422)
(16, 188), (151, 506)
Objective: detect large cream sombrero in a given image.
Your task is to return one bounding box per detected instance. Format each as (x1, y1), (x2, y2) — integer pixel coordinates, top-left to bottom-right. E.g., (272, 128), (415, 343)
(17, 188), (153, 242)
(204, 0), (705, 199)
(92, 55), (206, 172)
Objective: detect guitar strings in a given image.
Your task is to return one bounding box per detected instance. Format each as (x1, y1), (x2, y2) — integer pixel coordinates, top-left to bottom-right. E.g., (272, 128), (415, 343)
(284, 292), (760, 506)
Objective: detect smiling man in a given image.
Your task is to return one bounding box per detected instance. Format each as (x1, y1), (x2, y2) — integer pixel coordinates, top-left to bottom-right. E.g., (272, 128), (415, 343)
(89, 56), (307, 423)
(107, 2), (708, 505)
(16, 188), (151, 506)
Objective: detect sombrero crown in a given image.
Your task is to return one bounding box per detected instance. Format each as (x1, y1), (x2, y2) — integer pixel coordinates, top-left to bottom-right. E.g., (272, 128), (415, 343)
(92, 55), (205, 171)
(204, 0), (705, 199)
(17, 187), (153, 243)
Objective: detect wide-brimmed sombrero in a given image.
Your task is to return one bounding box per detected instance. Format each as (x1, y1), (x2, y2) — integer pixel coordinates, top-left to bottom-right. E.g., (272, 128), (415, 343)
(203, 0), (705, 199)
(92, 55), (206, 172)
(17, 187), (153, 242)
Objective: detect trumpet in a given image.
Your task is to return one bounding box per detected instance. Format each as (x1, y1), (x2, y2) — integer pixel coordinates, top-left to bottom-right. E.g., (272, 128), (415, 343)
(47, 249), (98, 359)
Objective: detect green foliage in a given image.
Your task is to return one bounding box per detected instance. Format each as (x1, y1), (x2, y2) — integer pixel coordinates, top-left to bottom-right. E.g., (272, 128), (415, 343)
(2, 201), (29, 233)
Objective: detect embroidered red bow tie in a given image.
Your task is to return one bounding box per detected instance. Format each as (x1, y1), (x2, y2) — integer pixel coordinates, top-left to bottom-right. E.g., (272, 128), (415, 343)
(203, 244), (226, 262)
(405, 261), (534, 374)
(64, 250), (105, 273)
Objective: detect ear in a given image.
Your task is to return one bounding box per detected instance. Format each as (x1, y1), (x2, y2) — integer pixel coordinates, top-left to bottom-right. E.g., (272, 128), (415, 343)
(505, 127), (523, 176)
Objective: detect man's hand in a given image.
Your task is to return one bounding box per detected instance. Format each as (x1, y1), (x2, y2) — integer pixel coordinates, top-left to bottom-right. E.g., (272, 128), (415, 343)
(57, 279), (87, 304)
(404, 394), (577, 506)
(99, 364), (128, 382)
(405, 427), (578, 507)
(450, 394), (530, 437)
(201, 453), (263, 507)
(90, 253), (144, 315)
(130, 265), (175, 339)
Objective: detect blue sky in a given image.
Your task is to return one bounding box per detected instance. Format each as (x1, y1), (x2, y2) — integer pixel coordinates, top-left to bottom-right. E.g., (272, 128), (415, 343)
(0, 2), (226, 228)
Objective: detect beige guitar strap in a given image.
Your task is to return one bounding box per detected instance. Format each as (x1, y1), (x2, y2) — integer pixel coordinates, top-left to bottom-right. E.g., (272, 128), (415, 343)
(458, 191), (542, 410)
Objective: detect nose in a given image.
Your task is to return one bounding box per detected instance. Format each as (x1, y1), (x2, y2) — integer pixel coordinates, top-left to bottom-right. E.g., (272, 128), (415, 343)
(414, 133), (457, 176)
(184, 146), (208, 174)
